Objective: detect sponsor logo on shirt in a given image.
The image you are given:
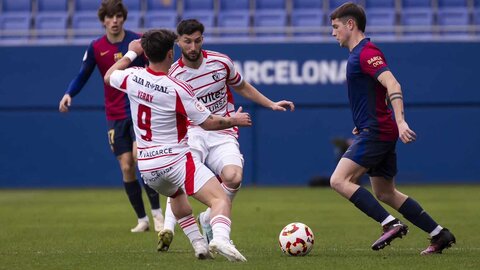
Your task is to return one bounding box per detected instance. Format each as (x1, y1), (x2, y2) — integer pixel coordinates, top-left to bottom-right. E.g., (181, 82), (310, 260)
(367, 56), (384, 67)
(100, 50), (110, 56)
(138, 148), (174, 159)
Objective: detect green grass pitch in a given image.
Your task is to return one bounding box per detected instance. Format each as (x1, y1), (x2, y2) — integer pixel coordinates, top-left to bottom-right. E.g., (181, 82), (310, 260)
(0, 186), (479, 269)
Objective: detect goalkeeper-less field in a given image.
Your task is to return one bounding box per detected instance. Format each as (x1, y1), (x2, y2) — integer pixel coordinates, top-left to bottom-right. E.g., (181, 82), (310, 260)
(0, 186), (478, 269)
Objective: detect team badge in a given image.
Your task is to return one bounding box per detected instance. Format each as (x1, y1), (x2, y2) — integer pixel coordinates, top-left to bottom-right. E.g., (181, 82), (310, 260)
(195, 101), (206, 112)
(114, 52), (123, 62)
(212, 71), (227, 82)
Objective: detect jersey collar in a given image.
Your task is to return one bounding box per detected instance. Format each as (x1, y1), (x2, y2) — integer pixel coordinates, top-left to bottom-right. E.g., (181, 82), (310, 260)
(146, 67), (167, 76)
(351, 38), (370, 54)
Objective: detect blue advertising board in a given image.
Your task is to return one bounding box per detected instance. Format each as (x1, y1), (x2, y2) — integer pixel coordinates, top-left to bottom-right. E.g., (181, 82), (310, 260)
(0, 42), (478, 187)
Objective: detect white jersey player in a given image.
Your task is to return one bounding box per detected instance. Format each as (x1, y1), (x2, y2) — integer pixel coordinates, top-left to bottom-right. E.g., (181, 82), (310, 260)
(104, 29), (249, 262)
(161, 19), (296, 246)
(169, 49), (243, 176)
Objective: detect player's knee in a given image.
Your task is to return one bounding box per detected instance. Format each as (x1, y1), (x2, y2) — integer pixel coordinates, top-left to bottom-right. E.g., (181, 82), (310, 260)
(120, 160), (136, 177)
(329, 174), (344, 191)
(222, 169), (243, 188)
(120, 164), (134, 176)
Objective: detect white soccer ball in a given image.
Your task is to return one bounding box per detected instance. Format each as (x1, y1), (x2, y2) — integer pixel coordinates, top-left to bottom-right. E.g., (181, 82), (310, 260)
(278, 222), (315, 256)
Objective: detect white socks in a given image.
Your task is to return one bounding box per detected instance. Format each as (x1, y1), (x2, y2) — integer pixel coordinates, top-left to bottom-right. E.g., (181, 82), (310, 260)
(429, 225), (444, 237)
(178, 214), (203, 244)
(381, 215), (396, 226)
(163, 197), (177, 233)
(210, 215), (231, 242)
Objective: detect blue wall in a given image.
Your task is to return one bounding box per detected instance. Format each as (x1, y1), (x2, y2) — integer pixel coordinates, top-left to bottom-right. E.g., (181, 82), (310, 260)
(1, 42), (479, 187)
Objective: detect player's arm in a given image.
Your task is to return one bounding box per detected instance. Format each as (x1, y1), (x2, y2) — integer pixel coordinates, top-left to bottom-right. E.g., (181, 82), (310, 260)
(59, 44), (96, 113)
(179, 85), (252, 130)
(377, 71), (417, 144)
(200, 106), (252, 130)
(232, 81), (295, 111)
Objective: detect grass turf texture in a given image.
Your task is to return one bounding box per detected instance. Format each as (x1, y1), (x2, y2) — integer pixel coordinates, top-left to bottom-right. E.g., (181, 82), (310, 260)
(0, 186), (478, 269)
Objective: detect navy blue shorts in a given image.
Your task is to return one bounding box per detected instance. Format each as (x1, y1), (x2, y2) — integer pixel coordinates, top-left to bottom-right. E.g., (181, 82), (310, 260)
(342, 136), (398, 180)
(107, 118), (136, 156)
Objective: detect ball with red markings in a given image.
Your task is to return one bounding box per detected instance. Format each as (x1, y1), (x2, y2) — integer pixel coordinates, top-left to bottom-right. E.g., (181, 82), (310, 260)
(279, 222), (315, 256)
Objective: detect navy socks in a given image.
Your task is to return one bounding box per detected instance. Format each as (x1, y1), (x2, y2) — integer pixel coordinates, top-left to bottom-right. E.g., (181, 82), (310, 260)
(398, 197), (438, 233)
(124, 180), (146, 218)
(349, 186), (390, 223)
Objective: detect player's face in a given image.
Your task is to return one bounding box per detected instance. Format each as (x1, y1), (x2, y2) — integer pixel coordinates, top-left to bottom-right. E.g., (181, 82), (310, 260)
(331, 18), (351, 48)
(103, 13), (125, 36)
(178, 31), (203, 62)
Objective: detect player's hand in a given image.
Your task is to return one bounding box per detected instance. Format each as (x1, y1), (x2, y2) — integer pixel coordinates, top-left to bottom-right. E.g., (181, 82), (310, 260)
(59, 94), (72, 113)
(271, 100), (295, 112)
(232, 106), (252, 127)
(398, 121), (416, 144)
(352, 127), (359, 135)
(128, 39), (144, 55)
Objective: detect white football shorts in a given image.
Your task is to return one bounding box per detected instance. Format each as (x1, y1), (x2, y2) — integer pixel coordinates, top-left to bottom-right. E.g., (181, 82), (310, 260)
(140, 152), (215, 197)
(188, 128), (244, 175)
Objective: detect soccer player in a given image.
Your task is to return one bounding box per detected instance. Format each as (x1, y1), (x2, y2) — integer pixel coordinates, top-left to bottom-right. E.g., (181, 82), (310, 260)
(329, 2), (456, 255)
(160, 19), (295, 249)
(58, 0), (163, 233)
(104, 29), (250, 261)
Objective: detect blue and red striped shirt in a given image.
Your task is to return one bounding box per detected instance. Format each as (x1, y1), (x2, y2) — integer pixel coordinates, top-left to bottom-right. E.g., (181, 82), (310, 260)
(346, 38), (398, 141)
(65, 30), (146, 120)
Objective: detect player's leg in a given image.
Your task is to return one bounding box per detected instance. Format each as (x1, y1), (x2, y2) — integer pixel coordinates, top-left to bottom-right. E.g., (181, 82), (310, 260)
(140, 162), (211, 259)
(192, 176), (246, 262)
(169, 189), (213, 259)
(162, 130), (210, 237)
(197, 137), (244, 243)
(162, 197), (176, 236)
(131, 138), (163, 232)
(331, 137), (404, 250)
(330, 157), (395, 224)
(365, 141), (411, 250)
(371, 177), (455, 254)
(117, 152), (150, 232)
(209, 135), (244, 202)
(109, 119), (149, 232)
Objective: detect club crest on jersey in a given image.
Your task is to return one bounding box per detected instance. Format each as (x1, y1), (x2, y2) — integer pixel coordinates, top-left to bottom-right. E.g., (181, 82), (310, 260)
(195, 101), (206, 112)
(212, 71), (227, 82)
(114, 52), (123, 62)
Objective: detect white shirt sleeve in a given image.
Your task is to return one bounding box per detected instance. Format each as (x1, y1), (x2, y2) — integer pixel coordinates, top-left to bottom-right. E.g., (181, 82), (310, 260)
(176, 85), (211, 125)
(225, 56), (243, 87)
(109, 69), (135, 93)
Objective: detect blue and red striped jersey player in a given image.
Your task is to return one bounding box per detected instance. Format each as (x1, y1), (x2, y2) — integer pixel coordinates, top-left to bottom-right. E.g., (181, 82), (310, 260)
(58, 0), (163, 234)
(329, 2), (455, 255)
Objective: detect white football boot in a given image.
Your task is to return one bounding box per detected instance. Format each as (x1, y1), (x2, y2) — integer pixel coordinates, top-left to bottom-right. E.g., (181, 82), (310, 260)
(209, 238), (247, 262)
(130, 220), (149, 232)
(192, 239), (214, 260)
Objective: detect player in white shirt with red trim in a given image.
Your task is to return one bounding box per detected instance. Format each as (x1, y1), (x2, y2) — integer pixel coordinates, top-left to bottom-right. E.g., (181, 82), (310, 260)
(162, 19), (295, 246)
(104, 29), (250, 262)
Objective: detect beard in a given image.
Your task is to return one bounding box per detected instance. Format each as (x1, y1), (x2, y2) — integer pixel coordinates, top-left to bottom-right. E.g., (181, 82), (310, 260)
(182, 49), (201, 62)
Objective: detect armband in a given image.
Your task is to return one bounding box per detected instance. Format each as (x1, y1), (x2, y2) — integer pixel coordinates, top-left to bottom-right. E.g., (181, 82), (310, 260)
(124, 51), (138, 62)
